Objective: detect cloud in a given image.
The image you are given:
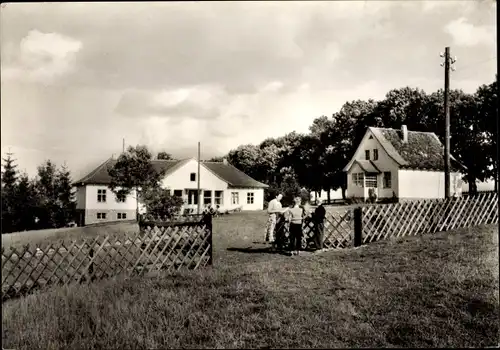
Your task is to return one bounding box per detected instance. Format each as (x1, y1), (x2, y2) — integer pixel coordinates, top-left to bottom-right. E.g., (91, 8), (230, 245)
(2, 30), (82, 83)
(444, 17), (494, 47)
(1, 2), (496, 179)
(115, 85), (227, 120)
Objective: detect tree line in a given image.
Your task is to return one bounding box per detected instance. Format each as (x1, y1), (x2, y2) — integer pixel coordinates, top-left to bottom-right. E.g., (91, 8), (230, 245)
(213, 80), (497, 203)
(1, 154), (76, 234)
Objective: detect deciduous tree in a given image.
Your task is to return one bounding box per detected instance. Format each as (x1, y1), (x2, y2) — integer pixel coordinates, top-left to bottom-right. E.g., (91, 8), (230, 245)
(108, 145), (166, 218)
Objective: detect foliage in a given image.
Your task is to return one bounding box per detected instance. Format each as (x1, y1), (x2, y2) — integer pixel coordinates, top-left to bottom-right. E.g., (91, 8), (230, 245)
(217, 76), (497, 199)
(1, 155), (76, 233)
(108, 145), (165, 203)
(157, 151), (174, 160)
(141, 187), (184, 218)
(1, 152), (19, 233)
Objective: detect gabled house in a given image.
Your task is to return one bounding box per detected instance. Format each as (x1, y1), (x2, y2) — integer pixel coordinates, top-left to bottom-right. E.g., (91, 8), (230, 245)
(73, 158), (268, 225)
(343, 125), (466, 201)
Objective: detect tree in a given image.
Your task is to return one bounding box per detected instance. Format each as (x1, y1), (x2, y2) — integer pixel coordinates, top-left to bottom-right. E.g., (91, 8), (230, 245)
(377, 87), (428, 130)
(36, 160), (59, 228)
(157, 151), (174, 160)
(108, 145), (166, 218)
(475, 79), (498, 190)
(288, 134), (323, 193)
(265, 166), (302, 207)
(14, 172), (40, 231)
(227, 144), (261, 180)
(54, 164), (76, 227)
(208, 156), (225, 162)
(1, 152), (19, 233)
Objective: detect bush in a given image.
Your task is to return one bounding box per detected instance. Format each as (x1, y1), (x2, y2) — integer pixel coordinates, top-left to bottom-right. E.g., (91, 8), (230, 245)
(141, 187), (184, 219)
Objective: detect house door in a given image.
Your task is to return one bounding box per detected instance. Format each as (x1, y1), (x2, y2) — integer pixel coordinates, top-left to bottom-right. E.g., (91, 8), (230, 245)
(187, 189), (199, 205)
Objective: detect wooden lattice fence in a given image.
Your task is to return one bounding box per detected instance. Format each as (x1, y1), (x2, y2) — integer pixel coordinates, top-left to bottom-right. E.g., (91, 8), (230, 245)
(2, 215), (213, 301)
(361, 193), (498, 243)
(275, 209), (353, 249)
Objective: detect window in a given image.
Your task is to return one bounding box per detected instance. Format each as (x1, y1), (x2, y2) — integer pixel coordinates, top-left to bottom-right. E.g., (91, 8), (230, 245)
(231, 192), (239, 205)
(365, 174), (377, 188)
(373, 149), (379, 161)
(365, 150), (370, 160)
(97, 212), (107, 220)
(174, 190), (183, 197)
(115, 194), (126, 203)
(247, 192), (254, 204)
(117, 213), (127, 220)
(188, 189), (198, 205)
(204, 190), (212, 205)
(369, 135), (373, 139)
(383, 172), (391, 188)
(97, 189), (107, 202)
(215, 191), (223, 205)
(190, 173), (196, 181)
(352, 173), (364, 187)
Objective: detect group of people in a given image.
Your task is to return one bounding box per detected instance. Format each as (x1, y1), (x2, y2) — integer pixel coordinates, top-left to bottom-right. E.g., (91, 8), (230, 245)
(265, 193), (326, 255)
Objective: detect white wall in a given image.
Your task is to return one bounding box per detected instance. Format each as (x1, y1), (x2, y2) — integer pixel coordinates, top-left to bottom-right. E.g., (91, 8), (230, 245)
(224, 188), (264, 210)
(346, 129), (400, 198)
(462, 178), (495, 192)
(162, 159), (228, 193)
(346, 162), (366, 198)
(84, 185), (137, 210)
(398, 170), (462, 199)
(310, 189), (343, 202)
(162, 159), (264, 210)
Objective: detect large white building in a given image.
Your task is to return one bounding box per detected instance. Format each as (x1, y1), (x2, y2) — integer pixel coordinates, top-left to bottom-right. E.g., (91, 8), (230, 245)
(343, 125), (466, 201)
(73, 158), (268, 225)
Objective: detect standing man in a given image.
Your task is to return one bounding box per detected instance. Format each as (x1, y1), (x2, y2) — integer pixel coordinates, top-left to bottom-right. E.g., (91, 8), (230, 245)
(312, 199), (326, 251)
(265, 193), (283, 250)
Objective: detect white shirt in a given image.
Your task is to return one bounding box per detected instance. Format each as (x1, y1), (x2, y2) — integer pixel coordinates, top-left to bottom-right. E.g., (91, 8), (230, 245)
(267, 198), (282, 214)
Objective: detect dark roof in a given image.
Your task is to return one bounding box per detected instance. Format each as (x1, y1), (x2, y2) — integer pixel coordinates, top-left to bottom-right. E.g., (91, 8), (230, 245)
(73, 158), (188, 186)
(74, 158), (268, 188)
(202, 162), (268, 188)
(355, 160), (381, 173)
(371, 127), (465, 172)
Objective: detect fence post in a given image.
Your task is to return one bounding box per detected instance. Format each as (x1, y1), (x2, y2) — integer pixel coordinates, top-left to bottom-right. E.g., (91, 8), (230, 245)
(88, 248), (95, 282)
(204, 213), (213, 266)
(353, 207), (363, 247)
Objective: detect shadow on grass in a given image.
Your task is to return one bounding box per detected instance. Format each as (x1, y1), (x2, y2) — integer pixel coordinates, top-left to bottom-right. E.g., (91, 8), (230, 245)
(227, 247), (292, 256)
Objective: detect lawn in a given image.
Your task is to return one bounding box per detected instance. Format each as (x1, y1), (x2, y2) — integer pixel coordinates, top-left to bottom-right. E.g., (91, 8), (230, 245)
(2, 211), (499, 349)
(1, 221), (140, 248)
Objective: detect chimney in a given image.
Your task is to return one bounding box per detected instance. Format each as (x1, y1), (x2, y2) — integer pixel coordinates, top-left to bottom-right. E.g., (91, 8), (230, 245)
(401, 125), (408, 143)
(223, 158), (228, 165)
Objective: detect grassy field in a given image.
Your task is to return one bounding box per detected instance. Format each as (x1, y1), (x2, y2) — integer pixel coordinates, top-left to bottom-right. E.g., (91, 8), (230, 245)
(2, 211), (499, 349)
(1, 221), (140, 248)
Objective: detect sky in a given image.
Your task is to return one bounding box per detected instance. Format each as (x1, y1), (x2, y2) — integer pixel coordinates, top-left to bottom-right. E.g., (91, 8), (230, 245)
(1, 1), (496, 181)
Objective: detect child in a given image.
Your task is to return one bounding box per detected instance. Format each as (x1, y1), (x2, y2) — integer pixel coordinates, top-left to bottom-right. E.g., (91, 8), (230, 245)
(287, 196), (306, 256)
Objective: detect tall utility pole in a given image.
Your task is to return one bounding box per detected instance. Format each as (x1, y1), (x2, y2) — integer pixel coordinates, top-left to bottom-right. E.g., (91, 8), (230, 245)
(197, 142), (201, 215)
(122, 138), (125, 153)
(440, 47), (456, 199)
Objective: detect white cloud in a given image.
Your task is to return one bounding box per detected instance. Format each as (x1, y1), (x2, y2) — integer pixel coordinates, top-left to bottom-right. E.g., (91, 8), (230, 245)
(2, 30), (82, 83)
(444, 17), (494, 47)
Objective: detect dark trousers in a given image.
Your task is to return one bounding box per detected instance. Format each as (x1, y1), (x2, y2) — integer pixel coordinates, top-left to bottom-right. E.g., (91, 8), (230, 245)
(289, 223), (303, 251)
(313, 222), (325, 249)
